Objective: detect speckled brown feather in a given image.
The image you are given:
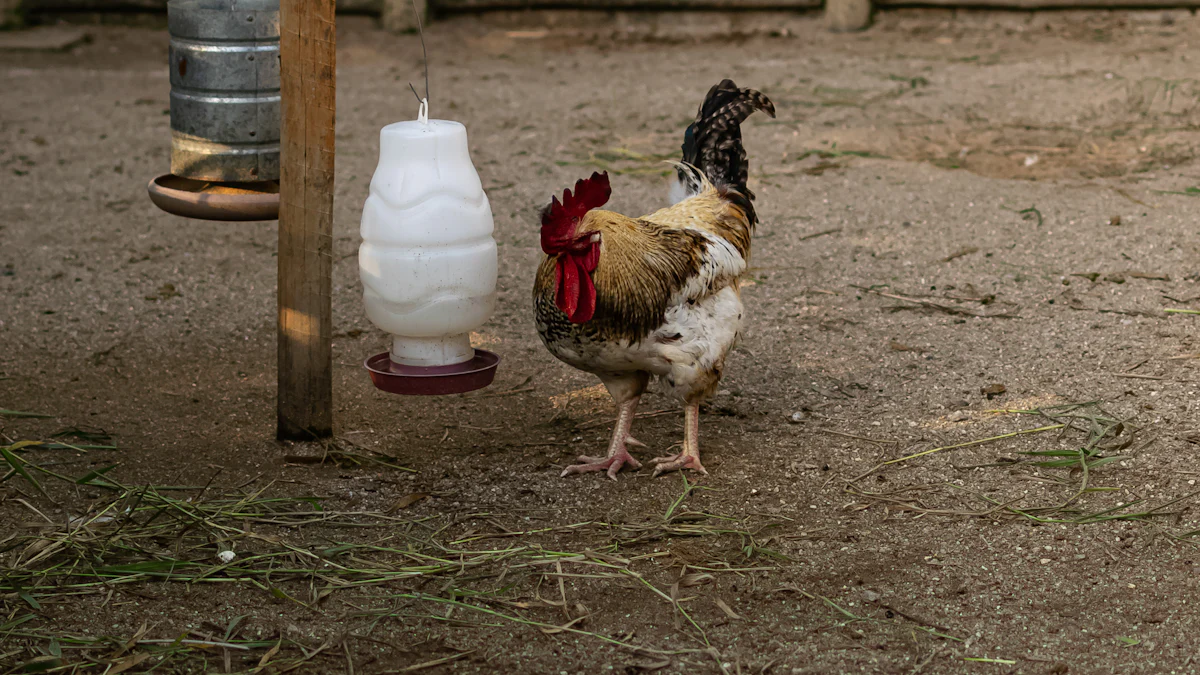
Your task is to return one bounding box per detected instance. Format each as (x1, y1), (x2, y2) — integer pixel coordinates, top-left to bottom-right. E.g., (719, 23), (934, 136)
(679, 79), (775, 225)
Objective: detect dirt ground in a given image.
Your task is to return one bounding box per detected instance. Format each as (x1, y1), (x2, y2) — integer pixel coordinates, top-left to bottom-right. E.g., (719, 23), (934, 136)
(4, 8), (1200, 674)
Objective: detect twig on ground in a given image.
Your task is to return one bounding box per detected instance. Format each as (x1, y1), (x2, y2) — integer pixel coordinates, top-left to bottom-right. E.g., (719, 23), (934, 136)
(850, 286), (1018, 319)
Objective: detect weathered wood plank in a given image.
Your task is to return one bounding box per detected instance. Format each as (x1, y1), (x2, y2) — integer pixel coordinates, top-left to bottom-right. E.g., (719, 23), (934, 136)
(877, 0), (1200, 5)
(22, 0), (817, 9)
(435, 0), (818, 7)
(825, 0), (870, 29)
(20, 0), (1200, 11)
(277, 0), (335, 441)
(24, 0), (166, 8)
(21, 0), (383, 12)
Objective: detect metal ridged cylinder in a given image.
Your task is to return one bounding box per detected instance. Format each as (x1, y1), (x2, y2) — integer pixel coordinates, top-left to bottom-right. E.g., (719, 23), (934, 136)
(168, 0), (280, 183)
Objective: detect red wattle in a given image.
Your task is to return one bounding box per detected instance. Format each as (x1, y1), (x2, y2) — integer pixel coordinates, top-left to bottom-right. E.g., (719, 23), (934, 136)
(574, 267), (596, 323)
(555, 255), (596, 323)
(555, 257), (577, 318)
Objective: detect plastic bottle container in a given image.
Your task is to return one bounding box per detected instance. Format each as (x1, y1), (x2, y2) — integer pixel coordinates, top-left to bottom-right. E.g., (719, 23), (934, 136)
(358, 113), (497, 368)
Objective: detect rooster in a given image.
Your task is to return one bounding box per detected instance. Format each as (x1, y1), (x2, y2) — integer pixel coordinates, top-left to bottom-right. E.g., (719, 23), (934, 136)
(533, 79), (775, 479)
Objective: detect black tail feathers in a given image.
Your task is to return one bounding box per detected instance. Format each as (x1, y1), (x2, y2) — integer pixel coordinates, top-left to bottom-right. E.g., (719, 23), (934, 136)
(677, 79), (775, 221)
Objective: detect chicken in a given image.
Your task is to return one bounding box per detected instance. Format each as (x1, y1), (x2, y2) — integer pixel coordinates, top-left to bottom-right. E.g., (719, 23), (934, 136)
(533, 79), (775, 479)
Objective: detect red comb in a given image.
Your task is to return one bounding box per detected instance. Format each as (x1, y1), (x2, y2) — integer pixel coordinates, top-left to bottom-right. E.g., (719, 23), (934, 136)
(540, 172), (611, 255)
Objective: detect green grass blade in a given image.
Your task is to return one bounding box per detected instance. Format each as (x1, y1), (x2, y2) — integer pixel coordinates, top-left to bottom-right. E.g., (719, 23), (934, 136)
(1, 446), (47, 496)
(76, 464), (120, 486)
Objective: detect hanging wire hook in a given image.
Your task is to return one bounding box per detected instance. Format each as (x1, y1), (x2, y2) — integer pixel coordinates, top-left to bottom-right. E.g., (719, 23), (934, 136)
(413, 0), (430, 114)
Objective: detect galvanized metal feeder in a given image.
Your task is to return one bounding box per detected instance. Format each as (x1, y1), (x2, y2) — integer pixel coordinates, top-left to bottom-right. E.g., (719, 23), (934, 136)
(147, 0), (281, 221)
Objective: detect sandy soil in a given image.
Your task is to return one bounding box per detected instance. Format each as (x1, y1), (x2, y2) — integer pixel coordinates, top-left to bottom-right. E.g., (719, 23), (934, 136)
(4, 9), (1200, 674)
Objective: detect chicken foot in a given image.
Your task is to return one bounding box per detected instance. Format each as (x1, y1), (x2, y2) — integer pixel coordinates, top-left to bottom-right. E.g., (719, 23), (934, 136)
(650, 403), (708, 477)
(561, 396), (645, 480)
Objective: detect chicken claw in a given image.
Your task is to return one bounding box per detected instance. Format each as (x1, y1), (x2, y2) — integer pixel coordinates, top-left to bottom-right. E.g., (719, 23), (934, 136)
(561, 389), (647, 480)
(561, 444), (644, 480)
(649, 452), (706, 477)
(650, 403), (706, 477)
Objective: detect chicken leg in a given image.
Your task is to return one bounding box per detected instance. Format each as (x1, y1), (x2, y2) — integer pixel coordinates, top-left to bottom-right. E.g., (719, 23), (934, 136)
(561, 372), (650, 480)
(650, 403), (707, 477)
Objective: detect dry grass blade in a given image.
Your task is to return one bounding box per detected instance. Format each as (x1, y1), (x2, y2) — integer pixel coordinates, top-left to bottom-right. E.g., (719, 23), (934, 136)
(847, 401), (1148, 528)
(247, 640), (282, 673)
(850, 424), (1065, 481)
(714, 598), (743, 620)
(1, 452), (777, 669)
(538, 615), (590, 635)
(107, 652), (152, 674)
(285, 439), (415, 472)
(798, 227), (842, 241)
(386, 650), (476, 673)
(813, 428), (898, 446)
(774, 585), (964, 642)
(941, 246), (979, 263)
(386, 593), (697, 655)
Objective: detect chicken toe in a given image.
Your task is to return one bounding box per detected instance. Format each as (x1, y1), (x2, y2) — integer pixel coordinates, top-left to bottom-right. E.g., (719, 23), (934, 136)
(650, 403), (707, 477)
(649, 452), (706, 477)
(561, 448), (643, 480)
(560, 395), (646, 480)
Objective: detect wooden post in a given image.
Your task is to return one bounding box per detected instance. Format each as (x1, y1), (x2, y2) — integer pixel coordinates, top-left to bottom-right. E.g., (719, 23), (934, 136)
(277, 0), (335, 441)
(825, 0), (871, 31)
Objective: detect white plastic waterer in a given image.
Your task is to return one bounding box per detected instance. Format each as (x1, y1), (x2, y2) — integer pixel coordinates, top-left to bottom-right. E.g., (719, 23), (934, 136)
(359, 100), (501, 395)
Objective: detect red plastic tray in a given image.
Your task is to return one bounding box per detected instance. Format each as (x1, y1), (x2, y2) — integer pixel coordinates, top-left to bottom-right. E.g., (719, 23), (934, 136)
(364, 349), (500, 396)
